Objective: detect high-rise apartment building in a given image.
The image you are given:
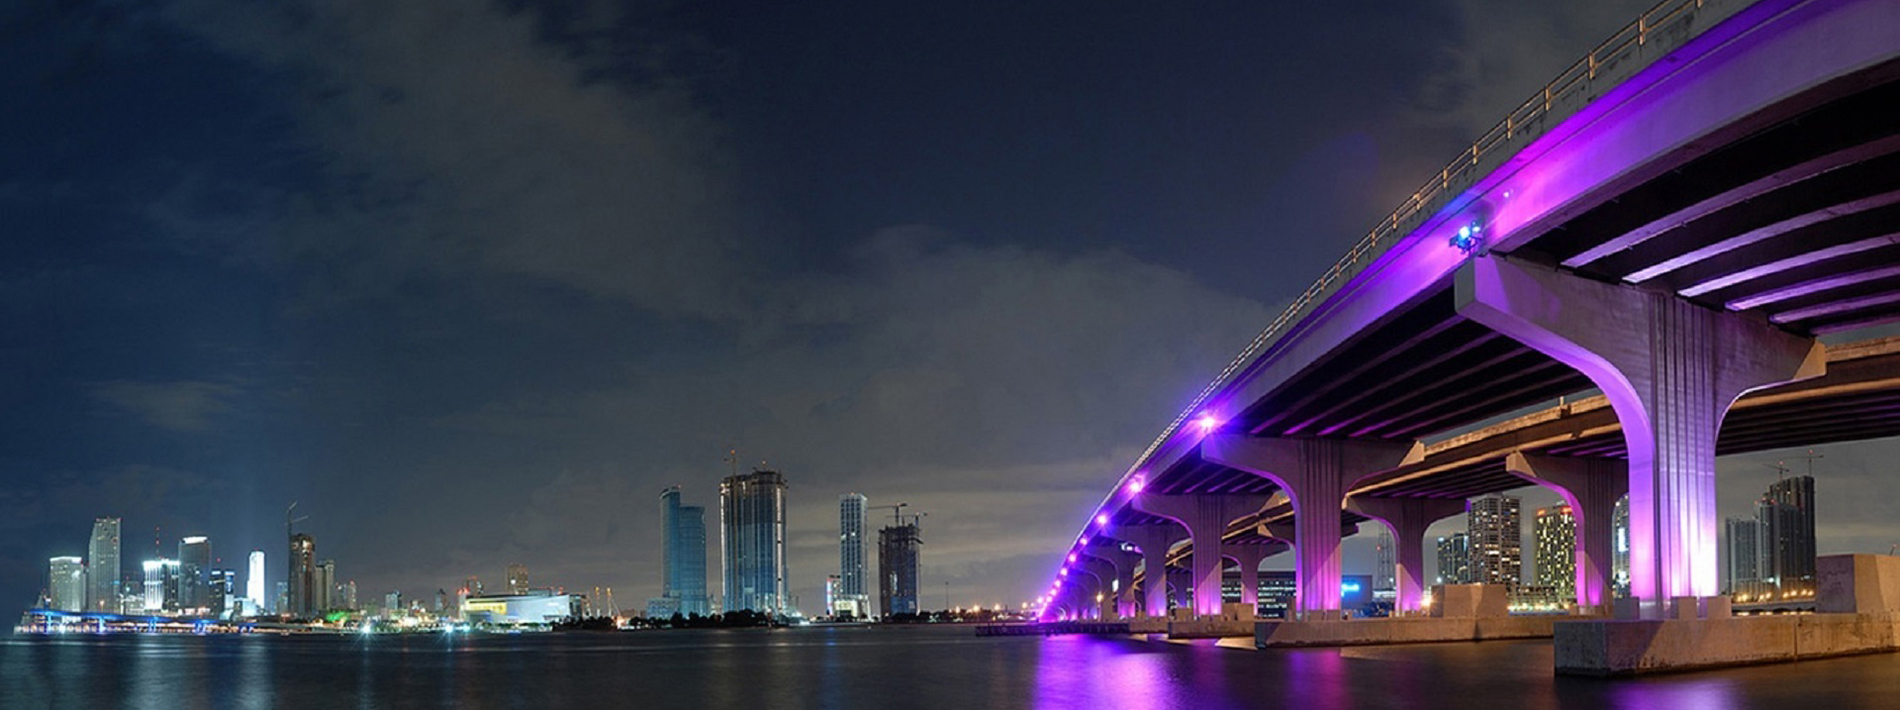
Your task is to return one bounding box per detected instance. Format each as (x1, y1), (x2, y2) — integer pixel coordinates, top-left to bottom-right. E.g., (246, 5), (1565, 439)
(506, 563), (530, 595)
(652, 486), (711, 618)
(1374, 531), (1396, 592)
(1533, 503), (1575, 601)
(1724, 517), (1764, 593)
(1612, 495), (1630, 597)
(88, 518), (122, 613)
(1468, 493), (1522, 587)
(1435, 533), (1470, 584)
(316, 559), (336, 612)
(288, 533), (316, 617)
(1760, 475), (1817, 595)
(178, 536), (212, 614)
(49, 556), (86, 611)
(878, 522), (921, 616)
(836, 493), (871, 617)
(209, 568), (235, 618)
(142, 558), (181, 613)
(247, 550), (267, 614)
(721, 471), (790, 615)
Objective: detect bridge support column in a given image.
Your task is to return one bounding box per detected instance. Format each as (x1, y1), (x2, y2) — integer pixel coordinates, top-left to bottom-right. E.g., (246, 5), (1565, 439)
(1457, 254), (1823, 617)
(1203, 436), (1420, 618)
(1505, 452), (1629, 612)
(1344, 495), (1467, 614)
(1114, 523), (1185, 618)
(1223, 542), (1280, 610)
(1082, 540), (1141, 619)
(1078, 558), (1119, 619)
(1167, 568), (1193, 612)
(1134, 492), (1274, 617)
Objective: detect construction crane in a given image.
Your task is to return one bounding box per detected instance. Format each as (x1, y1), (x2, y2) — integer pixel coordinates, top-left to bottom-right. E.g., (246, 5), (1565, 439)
(286, 501), (309, 539)
(904, 511), (929, 529)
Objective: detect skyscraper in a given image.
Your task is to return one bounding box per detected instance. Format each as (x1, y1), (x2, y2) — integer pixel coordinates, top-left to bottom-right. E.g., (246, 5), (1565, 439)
(288, 533), (316, 617)
(178, 535), (212, 614)
(1374, 531), (1396, 592)
(87, 518), (121, 613)
(1612, 495), (1630, 597)
(1468, 494), (1522, 587)
(1761, 475), (1817, 595)
(316, 559), (336, 612)
(1435, 533), (1470, 584)
(1724, 517), (1764, 593)
(142, 558), (181, 613)
(836, 493), (870, 617)
(48, 556), (86, 611)
(209, 568), (236, 618)
(654, 486), (711, 617)
(878, 521), (921, 616)
(507, 563), (530, 594)
(1533, 503), (1575, 601)
(247, 550), (267, 614)
(721, 470), (790, 615)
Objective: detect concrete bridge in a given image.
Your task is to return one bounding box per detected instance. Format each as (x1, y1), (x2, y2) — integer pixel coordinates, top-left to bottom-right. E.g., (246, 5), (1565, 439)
(1039, 0), (1900, 642)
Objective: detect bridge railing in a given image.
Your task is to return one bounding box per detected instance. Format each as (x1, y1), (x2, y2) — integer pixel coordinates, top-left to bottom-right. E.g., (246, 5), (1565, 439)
(1128, 0), (1740, 471)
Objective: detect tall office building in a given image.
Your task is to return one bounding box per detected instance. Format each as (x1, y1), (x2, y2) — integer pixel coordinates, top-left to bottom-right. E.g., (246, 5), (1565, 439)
(288, 533), (316, 617)
(247, 550), (267, 614)
(178, 535), (212, 614)
(49, 556), (86, 611)
(142, 558), (181, 613)
(1612, 495), (1630, 597)
(652, 486), (711, 617)
(341, 580), (358, 610)
(1374, 531), (1397, 592)
(1468, 493), (1522, 587)
(1760, 475), (1817, 595)
(316, 559), (336, 612)
(506, 563), (530, 595)
(1533, 503), (1576, 601)
(88, 518), (122, 613)
(209, 569), (236, 618)
(1435, 533), (1471, 584)
(878, 521), (921, 616)
(836, 493), (871, 617)
(1724, 517), (1765, 593)
(721, 470), (790, 615)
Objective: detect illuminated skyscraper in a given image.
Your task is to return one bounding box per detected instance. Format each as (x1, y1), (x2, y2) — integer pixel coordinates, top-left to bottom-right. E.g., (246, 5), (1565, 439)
(506, 563), (530, 594)
(721, 470), (790, 615)
(178, 535), (212, 614)
(1533, 503), (1575, 601)
(1468, 494), (1521, 587)
(1612, 495), (1630, 597)
(246, 550), (267, 614)
(87, 518), (121, 613)
(1435, 533), (1470, 584)
(316, 559), (336, 612)
(1374, 531), (1396, 592)
(288, 533), (316, 617)
(142, 558), (180, 613)
(878, 522), (921, 616)
(836, 493), (871, 617)
(1760, 475), (1817, 595)
(209, 568), (236, 618)
(654, 486), (711, 617)
(49, 556), (86, 611)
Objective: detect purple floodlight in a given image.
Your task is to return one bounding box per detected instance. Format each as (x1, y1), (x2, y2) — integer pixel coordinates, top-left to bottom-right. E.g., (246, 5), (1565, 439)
(1095, 512), (1110, 527)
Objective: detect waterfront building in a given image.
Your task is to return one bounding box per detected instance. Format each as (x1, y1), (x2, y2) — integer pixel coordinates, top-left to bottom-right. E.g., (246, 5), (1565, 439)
(1435, 533), (1471, 584)
(1761, 475), (1817, 597)
(384, 591), (401, 613)
(178, 536), (211, 614)
(246, 550), (266, 614)
(1612, 495), (1630, 597)
(48, 556), (86, 611)
(1375, 531), (1396, 593)
(506, 563), (529, 595)
(87, 518), (121, 613)
(142, 558), (181, 613)
(1724, 517), (1765, 594)
(878, 522), (921, 616)
(462, 591), (580, 626)
(1533, 503), (1576, 602)
(721, 471), (790, 615)
(315, 559), (336, 612)
(836, 493), (871, 617)
(1468, 493), (1522, 587)
(288, 533), (316, 617)
(657, 486), (711, 617)
(209, 568), (235, 618)
(341, 580), (358, 610)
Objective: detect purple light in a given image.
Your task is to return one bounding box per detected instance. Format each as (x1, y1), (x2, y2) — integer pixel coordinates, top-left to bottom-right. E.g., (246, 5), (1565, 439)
(1195, 412), (1222, 434)
(1127, 476), (1145, 493)
(1067, 553), (1077, 563)
(1095, 513), (1110, 527)
(1059, 568), (1069, 576)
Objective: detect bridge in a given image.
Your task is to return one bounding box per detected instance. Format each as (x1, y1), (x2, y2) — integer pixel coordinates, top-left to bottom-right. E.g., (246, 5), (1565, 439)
(1038, 0), (1900, 638)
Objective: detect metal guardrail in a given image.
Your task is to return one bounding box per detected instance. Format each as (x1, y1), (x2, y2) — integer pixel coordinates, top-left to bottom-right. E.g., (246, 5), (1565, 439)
(1123, 0), (1735, 473)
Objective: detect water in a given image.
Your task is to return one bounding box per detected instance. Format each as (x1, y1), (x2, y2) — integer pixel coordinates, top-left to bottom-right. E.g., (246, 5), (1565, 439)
(7, 626), (1900, 709)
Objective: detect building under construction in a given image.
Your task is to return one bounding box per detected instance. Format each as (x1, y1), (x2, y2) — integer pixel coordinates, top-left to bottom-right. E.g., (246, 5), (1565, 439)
(878, 522), (921, 616)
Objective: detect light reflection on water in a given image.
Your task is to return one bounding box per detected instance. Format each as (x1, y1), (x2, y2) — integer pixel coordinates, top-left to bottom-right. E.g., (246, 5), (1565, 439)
(5, 628), (1900, 709)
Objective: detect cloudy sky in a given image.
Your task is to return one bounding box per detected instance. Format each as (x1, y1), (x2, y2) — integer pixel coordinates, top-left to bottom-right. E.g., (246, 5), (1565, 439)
(11, 0), (1888, 614)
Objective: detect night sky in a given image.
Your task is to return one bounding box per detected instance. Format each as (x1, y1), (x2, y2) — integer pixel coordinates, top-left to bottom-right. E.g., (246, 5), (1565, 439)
(8, 0), (1892, 615)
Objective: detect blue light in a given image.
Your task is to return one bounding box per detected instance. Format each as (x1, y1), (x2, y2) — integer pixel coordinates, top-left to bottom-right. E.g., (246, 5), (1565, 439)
(1449, 221), (1482, 253)
(1341, 582), (1361, 594)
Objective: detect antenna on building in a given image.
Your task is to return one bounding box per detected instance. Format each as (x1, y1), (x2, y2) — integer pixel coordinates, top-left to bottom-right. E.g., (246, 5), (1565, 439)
(724, 447), (739, 477)
(1763, 461), (1789, 481)
(1796, 449), (1823, 478)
